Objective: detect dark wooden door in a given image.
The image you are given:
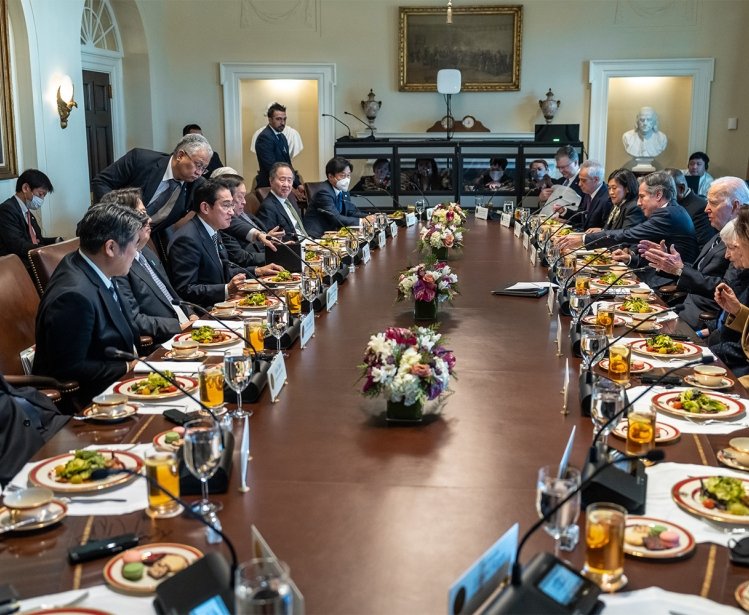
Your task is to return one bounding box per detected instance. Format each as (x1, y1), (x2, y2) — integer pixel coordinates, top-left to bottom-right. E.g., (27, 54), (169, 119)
(82, 70), (113, 196)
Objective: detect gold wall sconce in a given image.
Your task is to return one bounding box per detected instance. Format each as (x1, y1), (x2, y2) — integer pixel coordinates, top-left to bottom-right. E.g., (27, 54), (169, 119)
(56, 76), (77, 129)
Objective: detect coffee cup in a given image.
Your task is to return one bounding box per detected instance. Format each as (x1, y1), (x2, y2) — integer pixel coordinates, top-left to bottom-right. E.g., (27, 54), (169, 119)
(629, 288), (651, 301)
(213, 301), (236, 317)
(172, 339), (199, 357)
(91, 393), (129, 416)
(693, 364), (727, 387)
(630, 310), (658, 331)
(2, 486), (54, 510)
(610, 265), (628, 275)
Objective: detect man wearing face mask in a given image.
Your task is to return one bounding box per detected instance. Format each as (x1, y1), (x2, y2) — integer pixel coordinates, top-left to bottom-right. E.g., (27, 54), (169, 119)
(0, 168), (62, 271)
(304, 157), (377, 238)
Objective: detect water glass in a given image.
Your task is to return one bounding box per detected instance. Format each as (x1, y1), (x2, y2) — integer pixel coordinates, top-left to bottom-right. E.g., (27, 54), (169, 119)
(580, 324), (607, 370)
(583, 502), (627, 592)
(183, 418), (224, 516)
(345, 235), (358, 273)
(590, 377), (626, 459)
(301, 275), (320, 314)
(322, 250), (338, 277)
(568, 289), (591, 325)
(415, 199), (426, 220)
(267, 306), (289, 355)
(224, 348), (254, 420)
(536, 465), (581, 557)
(235, 558), (292, 614)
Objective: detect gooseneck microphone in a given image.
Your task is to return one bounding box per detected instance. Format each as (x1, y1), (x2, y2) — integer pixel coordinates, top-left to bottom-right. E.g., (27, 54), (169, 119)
(269, 238), (321, 277)
(511, 448), (665, 587)
(294, 232), (343, 269)
(173, 300), (259, 357)
(343, 111), (375, 139)
(321, 113), (352, 140)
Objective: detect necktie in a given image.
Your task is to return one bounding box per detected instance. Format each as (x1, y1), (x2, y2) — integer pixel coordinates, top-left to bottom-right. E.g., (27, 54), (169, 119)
(276, 132), (289, 158)
(284, 199), (306, 235)
(212, 232), (221, 259)
(580, 193), (591, 214)
(336, 192), (344, 213)
(148, 179), (181, 226)
(696, 236), (722, 271)
(27, 211), (39, 245)
(137, 253), (188, 323)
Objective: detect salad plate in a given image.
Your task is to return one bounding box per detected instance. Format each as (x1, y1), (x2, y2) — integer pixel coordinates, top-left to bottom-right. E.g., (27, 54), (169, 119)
(651, 390), (744, 420)
(113, 375), (197, 401)
(629, 338), (702, 359)
(29, 450), (142, 493)
(672, 476), (749, 524)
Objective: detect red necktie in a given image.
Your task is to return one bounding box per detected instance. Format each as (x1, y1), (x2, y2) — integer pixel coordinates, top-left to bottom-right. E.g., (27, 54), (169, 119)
(27, 211), (39, 245)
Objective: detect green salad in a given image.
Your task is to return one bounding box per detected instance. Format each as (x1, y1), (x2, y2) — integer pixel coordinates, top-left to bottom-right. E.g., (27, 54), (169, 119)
(672, 389), (727, 414)
(701, 476), (749, 515)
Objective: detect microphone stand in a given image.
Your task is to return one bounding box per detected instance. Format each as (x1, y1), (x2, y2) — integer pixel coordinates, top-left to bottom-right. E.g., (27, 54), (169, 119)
(321, 112), (353, 141)
(270, 239), (326, 312)
(174, 300), (260, 358)
(294, 232), (346, 284)
(343, 110), (376, 140)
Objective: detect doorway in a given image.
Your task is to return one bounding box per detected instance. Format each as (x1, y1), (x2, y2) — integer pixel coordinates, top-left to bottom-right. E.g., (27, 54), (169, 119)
(82, 70), (114, 194)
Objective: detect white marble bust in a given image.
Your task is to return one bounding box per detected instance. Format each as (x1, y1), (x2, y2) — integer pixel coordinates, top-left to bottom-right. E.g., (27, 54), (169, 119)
(622, 106), (668, 158)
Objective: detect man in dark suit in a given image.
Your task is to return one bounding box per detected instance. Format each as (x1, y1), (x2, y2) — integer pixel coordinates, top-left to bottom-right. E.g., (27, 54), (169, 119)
(0, 169), (61, 270)
(538, 145), (584, 205)
(91, 133), (211, 235)
(666, 168), (717, 250)
(256, 163), (308, 241)
(638, 176), (749, 329)
(168, 179), (283, 308)
(255, 102), (302, 191)
(573, 160), (612, 231)
(182, 124), (224, 178)
(33, 203), (144, 408)
(304, 157), (376, 238)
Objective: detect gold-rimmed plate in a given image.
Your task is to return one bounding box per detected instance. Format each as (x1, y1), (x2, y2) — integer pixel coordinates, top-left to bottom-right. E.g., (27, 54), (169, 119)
(153, 429), (184, 453)
(258, 273), (302, 286)
(718, 449), (749, 473)
(614, 303), (668, 316)
(113, 375), (198, 401)
(163, 349), (207, 362)
(591, 277), (640, 289)
(651, 390), (745, 420)
(624, 516), (695, 560)
(81, 403), (138, 423)
(235, 295), (282, 311)
(672, 476), (749, 525)
(0, 499), (67, 532)
(629, 339), (703, 359)
(173, 329), (239, 349)
(612, 420), (680, 444)
(683, 374), (735, 391)
(104, 543), (203, 594)
(29, 451), (143, 493)
(735, 579), (749, 611)
(582, 314), (627, 328)
(598, 358), (654, 374)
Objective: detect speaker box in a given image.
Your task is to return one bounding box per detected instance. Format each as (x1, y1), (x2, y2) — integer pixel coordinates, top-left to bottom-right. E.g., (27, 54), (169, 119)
(437, 69), (461, 94)
(534, 124), (580, 143)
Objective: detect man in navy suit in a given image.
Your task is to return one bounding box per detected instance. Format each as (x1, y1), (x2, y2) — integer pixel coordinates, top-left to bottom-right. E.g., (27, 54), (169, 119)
(538, 145), (585, 206)
(304, 157), (376, 238)
(572, 160), (612, 231)
(255, 102), (303, 192)
(33, 203), (144, 408)
(168, 179), (282, 308)
(256, 163), (308, 241)
(0, 169), (62, 271)
(91, 133), (212, 235)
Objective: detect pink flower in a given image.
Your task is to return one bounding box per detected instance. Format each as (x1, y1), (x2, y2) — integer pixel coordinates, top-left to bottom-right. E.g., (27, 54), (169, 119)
(443, 234), (455, 247)
(411, 364), (432, 378)
(423, 273), (435, 284)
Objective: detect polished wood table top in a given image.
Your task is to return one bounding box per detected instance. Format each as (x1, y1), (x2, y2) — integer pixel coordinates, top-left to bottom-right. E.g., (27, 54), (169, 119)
(1, 219), (745, 613)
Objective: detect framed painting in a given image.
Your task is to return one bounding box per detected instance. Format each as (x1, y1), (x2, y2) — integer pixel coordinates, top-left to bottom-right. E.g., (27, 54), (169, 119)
(399, 5), (522, 92)
(0, 0), (17, 179)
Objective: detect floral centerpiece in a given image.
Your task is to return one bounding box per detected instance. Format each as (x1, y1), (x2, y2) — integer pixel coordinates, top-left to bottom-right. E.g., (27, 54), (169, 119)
(360, 326), (456, 422)
(397, 262), (459, 320)
(430, 202), (467, 228)
(418, 223), (463, 259)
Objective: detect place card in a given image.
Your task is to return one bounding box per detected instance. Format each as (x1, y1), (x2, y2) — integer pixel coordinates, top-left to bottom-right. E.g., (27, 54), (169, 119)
(500, 212), (513, 227)
(556, 314), (563, 356)
(529, 249), (538, 266)
(562, 359), (570, 414)
(390, 222), (398, 237)
(546, 286), (555, 315)
(239, 416), (250, 492)
(267, 351), (287, 403)
(326, 281), (338, 312)
(405, 212), (417, 227)
(426, 207), (435, 222)
(300, 310), (315, 349)
(378, 230), (386, 249)
(448, 523), (518, 615)
(522, 232), (530, 249)
(514, 222), (522, 238)
(361, 243), (371, 264)
(475, 205), (489, 220)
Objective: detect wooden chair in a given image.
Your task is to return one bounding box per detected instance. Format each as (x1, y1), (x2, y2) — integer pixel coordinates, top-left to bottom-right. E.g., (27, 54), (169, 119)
(0, 254), (77, 403)
(28, 237), (79, 296)
(254, 187), (301, 215)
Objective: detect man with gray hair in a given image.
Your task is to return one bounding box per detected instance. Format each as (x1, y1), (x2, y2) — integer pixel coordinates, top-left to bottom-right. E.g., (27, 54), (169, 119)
(33, 203), (144, 409)
(574, 159), (612, 231)
(92, 133), (212, 235)
(664, 167), (716, 249)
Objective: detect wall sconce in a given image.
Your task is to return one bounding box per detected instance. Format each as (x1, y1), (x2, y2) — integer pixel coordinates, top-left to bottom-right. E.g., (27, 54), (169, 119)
(446, 0), (453, 24)
(56, 76), (77, 129)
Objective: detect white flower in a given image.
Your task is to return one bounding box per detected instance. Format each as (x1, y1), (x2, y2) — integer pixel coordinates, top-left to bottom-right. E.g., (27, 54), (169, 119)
(367, 333), (394, 357)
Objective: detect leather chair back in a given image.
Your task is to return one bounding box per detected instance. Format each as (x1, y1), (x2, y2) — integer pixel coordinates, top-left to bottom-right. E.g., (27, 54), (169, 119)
(254, 188), (300, 215)
(246, 191), (263, 217)
(28, 238), (80, 295)
(304, 181), (327, 206)
(0, 255), (41, 374)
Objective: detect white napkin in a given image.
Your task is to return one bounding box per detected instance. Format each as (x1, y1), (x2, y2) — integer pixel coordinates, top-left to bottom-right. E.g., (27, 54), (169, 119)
(644, 462), (749, 547)
(18, 584), (155, 614)
(9, 444), (151, 516)
(627, 385), (749, 435)
(132, 360), (202, 374)
(600, 586), (742, 614)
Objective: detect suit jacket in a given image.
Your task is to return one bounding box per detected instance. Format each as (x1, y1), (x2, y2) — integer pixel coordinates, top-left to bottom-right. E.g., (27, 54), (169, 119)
(256, 193), (304, 241)
(585, 202), (699, 286)
(32, 251), (137, 406)
(168, 217), (243, 307)
(553, 174), (584, 199)
(304, 181), (366, 238)
(220, 230), (265, 268)
(91, 148), (203, 234)
(604, 198), (645, 230)
(222, 213), (266, 260)
(708, 268), (749, 377)
(0, 196), (58, 267)
(254, 126), (300, 188)
(579, 185), (612, 231)
(679, 190), (716, 250)
(676, 237), (729, 328)
(115, 246), (185, 344)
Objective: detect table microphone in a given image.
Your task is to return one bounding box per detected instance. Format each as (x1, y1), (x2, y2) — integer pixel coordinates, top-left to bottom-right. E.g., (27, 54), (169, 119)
(404, 180), (429, 211)
(343, 110), (375, 139)
(172, 300), (260, 358)
(321, 113), (352, 140)
(370, 185), (400, 211)
(269, 238), (320, 277)
(293, 232), (343, 267)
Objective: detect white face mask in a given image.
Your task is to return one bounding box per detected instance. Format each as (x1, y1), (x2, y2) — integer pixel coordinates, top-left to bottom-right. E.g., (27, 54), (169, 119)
(335, 177), (350, 192)
(27, 195), (44, 210)
(489, 170), (502, 181)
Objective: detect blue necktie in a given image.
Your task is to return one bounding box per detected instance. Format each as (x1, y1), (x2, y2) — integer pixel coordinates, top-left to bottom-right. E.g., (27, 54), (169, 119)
(336, 192), (344, 213)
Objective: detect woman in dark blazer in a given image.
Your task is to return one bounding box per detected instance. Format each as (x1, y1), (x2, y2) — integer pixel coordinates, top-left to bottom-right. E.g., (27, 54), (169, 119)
(601, 168), (645, 231)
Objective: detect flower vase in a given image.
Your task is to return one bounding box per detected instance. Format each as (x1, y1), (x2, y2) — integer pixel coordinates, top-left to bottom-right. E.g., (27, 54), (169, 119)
(432, 247), (448, 260)
(414, 299), (438, 321)
(386, 399), (424, 423)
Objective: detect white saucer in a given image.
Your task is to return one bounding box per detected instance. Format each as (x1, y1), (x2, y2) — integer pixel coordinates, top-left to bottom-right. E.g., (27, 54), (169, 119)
(683, 374), (734, 391)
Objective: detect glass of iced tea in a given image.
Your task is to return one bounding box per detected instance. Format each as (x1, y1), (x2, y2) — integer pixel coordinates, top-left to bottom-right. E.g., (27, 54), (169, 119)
(244, 318), (266, 354)
(595, 303), (615, 337)
(607, 345), (631, 385)
(144, 450), (182, 518)
(199, 362), (224, 409)
(626, 405), (657, 456)
(575, 274), (591, 294)
(583, 502), (627, 591)
(285, 287), (302, 316)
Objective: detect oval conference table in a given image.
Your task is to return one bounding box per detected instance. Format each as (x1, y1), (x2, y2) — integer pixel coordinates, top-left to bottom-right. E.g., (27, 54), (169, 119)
(0, 217), (746, 613)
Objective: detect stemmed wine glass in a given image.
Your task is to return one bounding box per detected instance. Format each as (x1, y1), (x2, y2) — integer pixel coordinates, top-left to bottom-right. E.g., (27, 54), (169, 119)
(568, 288), (591, 326)
(362, 219), (375, 243)
(580, 324), (607, 371)
(322, 250), (337, 280)
(183, 418), (224, 516)
(536, 465), (581, 557)
(224, 348), (254, 420)
(590, 377), (626, 461)
(344, 234), (358, 273)
(301, 274), (320, 315)
(266, 305), (289, 356)
(415, 199), (426, 221)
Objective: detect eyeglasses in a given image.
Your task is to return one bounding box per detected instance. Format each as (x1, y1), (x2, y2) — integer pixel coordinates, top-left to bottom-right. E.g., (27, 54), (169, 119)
(215, 202), (234, 212)
(180, 150), (209, 173)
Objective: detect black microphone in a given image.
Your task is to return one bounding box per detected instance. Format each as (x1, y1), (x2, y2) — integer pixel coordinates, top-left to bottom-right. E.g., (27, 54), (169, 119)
(103, 347), (221, 423)
(404, 180), (429, 212)
(173, 300), (259, 357)
(343, 111), (375, 139)
(89, 466), (238, 586)
(270, 237), (321, 277)
(511, 448), (665, 587)
(294, 232), (343, 269)
(370, 186), (399, 212)
(321, 113), (352, 140)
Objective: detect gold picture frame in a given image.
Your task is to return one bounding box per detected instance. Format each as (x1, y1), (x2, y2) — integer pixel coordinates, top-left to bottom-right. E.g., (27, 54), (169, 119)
(399, 5), (522, 92)
(0, 0), (17, 179)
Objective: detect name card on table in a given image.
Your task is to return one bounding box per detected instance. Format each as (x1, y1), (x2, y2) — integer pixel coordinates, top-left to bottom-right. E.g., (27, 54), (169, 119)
(500, 212), (513, 227)
(378, 230), (386, 249)
(326, 281), (339, 312)
(361, 243), (371, 264)
(475, 205), (489, 220)
(522, 232), (530, 250)
(405, 212), (417, 227)
(267, 351), (287, 403)
(448, 523), (519, 615)
(514, 222), (522, 238)
(390, 222), (398, 237)
(556, 314), (563, 356)
(299, 310), (315, 349)
(529, 248), (538, 266)
(546, 286), (556, 315)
